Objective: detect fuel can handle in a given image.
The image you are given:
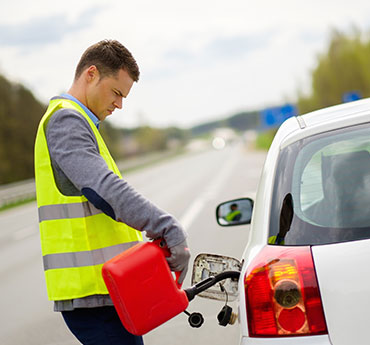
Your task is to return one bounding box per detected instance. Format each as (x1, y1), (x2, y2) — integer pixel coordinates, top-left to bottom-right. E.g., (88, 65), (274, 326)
(152, 238), (182, 289)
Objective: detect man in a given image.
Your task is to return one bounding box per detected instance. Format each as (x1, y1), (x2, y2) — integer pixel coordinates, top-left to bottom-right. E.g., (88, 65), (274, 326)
(225, 203), (242, 222)
(34, 40), (190, 345)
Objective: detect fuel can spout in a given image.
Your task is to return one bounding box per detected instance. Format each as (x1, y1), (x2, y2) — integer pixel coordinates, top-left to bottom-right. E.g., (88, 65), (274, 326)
(184, 271), (240, 302)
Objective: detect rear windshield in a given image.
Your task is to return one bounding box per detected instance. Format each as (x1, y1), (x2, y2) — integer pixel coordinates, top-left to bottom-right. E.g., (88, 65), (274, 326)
(269, 123), (370, 246)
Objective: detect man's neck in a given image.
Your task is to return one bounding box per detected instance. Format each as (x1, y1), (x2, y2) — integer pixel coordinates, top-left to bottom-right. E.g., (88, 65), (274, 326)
(67, 83), (87, 108)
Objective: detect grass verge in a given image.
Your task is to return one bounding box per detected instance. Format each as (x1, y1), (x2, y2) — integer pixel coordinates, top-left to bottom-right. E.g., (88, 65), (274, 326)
(0, 196), (36, 213)
(255, 130), (277, 150)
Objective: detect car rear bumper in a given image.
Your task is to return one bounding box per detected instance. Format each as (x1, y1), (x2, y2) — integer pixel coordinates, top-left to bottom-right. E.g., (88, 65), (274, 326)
(240, 334), (331, 345)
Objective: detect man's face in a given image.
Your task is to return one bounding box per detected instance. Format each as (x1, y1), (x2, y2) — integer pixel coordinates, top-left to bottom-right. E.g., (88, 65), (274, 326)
(86, 67), (134, 121)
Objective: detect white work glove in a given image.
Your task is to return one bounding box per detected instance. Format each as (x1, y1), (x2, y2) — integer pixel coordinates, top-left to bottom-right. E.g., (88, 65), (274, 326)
(166, 239), (191, 285)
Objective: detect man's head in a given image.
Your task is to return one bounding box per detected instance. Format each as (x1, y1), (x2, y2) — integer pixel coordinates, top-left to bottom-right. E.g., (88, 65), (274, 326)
(230, 203), (238, 211)
(70, 40), (140, 121)
(74, 40), (140, 82)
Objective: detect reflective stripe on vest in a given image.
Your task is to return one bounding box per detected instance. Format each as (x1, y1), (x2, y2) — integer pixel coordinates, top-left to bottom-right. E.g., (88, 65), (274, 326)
(43, 242), (139, 270)
(34, 98), (143, 301)
(38, 201), (102, 221)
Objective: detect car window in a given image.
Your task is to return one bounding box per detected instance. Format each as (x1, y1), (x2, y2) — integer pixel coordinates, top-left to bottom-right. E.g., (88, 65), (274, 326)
(269, 123), (370, 246)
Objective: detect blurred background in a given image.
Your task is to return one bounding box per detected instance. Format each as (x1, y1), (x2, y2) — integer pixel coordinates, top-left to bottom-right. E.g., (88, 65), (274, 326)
(1, 1), (370, 344)
(1, 0), (370, 187)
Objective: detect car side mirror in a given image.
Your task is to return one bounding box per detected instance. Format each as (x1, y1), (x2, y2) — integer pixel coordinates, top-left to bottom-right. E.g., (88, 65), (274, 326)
(191, 253), (241, 301)
(216, 198), (253, 226)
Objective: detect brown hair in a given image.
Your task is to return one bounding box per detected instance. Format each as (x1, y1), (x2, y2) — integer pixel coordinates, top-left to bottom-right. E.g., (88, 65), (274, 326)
(74, 40), (140, 82)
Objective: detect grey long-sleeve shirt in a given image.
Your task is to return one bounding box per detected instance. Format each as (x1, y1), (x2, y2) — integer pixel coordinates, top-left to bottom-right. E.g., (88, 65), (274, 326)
(46, 100), (186, 311)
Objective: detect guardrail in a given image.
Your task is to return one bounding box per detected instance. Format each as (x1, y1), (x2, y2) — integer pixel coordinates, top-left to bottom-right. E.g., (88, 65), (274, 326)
(0, 178), (36, 208)
(0, 149), (189, 210)
(0, 152), (167, 209)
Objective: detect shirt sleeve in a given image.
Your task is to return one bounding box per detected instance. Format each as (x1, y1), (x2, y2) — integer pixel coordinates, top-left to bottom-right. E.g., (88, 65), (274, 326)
(46, 108), (187, 248)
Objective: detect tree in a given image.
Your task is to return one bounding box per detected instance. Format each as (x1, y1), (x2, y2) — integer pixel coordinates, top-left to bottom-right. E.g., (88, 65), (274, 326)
(0, 75), (45, 184)
(298, 28), (370, 114)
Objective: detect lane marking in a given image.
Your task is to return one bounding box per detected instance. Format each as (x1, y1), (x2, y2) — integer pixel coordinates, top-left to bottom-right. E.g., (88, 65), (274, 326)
(179, 198), (206, 230)
(179, 149), (239, 230)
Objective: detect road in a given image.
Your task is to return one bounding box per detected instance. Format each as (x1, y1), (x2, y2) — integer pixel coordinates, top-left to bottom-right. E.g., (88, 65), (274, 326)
(0, 142), (266, 345)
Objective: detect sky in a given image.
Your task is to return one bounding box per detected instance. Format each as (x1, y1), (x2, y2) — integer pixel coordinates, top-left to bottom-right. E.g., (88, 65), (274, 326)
(1, 1), (370, 129)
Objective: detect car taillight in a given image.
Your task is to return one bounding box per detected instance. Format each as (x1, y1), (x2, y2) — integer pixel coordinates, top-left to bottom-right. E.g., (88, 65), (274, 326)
(244, 246), (327, 337)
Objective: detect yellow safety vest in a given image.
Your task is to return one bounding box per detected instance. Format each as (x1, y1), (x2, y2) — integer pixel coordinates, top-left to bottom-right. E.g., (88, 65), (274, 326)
(268, 235), (285, 245)
(34, 98), (143, 301)
(225, 210), (241, 222)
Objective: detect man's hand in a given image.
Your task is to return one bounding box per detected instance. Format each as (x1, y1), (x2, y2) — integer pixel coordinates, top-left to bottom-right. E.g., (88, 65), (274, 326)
(166, 239), (191, 284)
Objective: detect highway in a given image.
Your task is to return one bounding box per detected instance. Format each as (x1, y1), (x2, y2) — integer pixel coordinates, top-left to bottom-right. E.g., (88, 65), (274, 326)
(0, 142), (266, 345)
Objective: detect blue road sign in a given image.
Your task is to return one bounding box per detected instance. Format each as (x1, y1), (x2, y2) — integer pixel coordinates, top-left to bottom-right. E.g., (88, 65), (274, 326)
(342, 91), (361, 103)
(260, 104), (297, 129)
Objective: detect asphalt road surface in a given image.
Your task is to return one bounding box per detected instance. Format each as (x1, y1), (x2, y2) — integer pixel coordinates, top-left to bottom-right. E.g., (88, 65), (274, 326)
(0, 142), (266, 345)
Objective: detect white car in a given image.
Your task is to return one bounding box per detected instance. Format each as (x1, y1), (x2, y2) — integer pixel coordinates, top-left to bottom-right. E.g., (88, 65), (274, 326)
(190, 98), (370, 345)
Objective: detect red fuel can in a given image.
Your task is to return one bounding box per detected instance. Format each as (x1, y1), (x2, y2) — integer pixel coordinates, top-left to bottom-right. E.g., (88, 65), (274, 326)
(102, 240), (189, 335)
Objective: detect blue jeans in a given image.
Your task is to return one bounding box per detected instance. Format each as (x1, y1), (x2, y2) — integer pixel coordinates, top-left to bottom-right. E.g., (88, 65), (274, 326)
(61, 306), (144, 345)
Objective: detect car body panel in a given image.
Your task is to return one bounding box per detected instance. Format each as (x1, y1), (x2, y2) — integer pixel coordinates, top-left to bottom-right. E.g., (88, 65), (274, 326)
(301, 98), (370, 128)
(312, 239), (370, 345)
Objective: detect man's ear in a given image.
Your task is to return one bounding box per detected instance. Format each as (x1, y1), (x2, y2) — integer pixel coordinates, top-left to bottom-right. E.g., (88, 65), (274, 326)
(86, 65), (99, 83)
